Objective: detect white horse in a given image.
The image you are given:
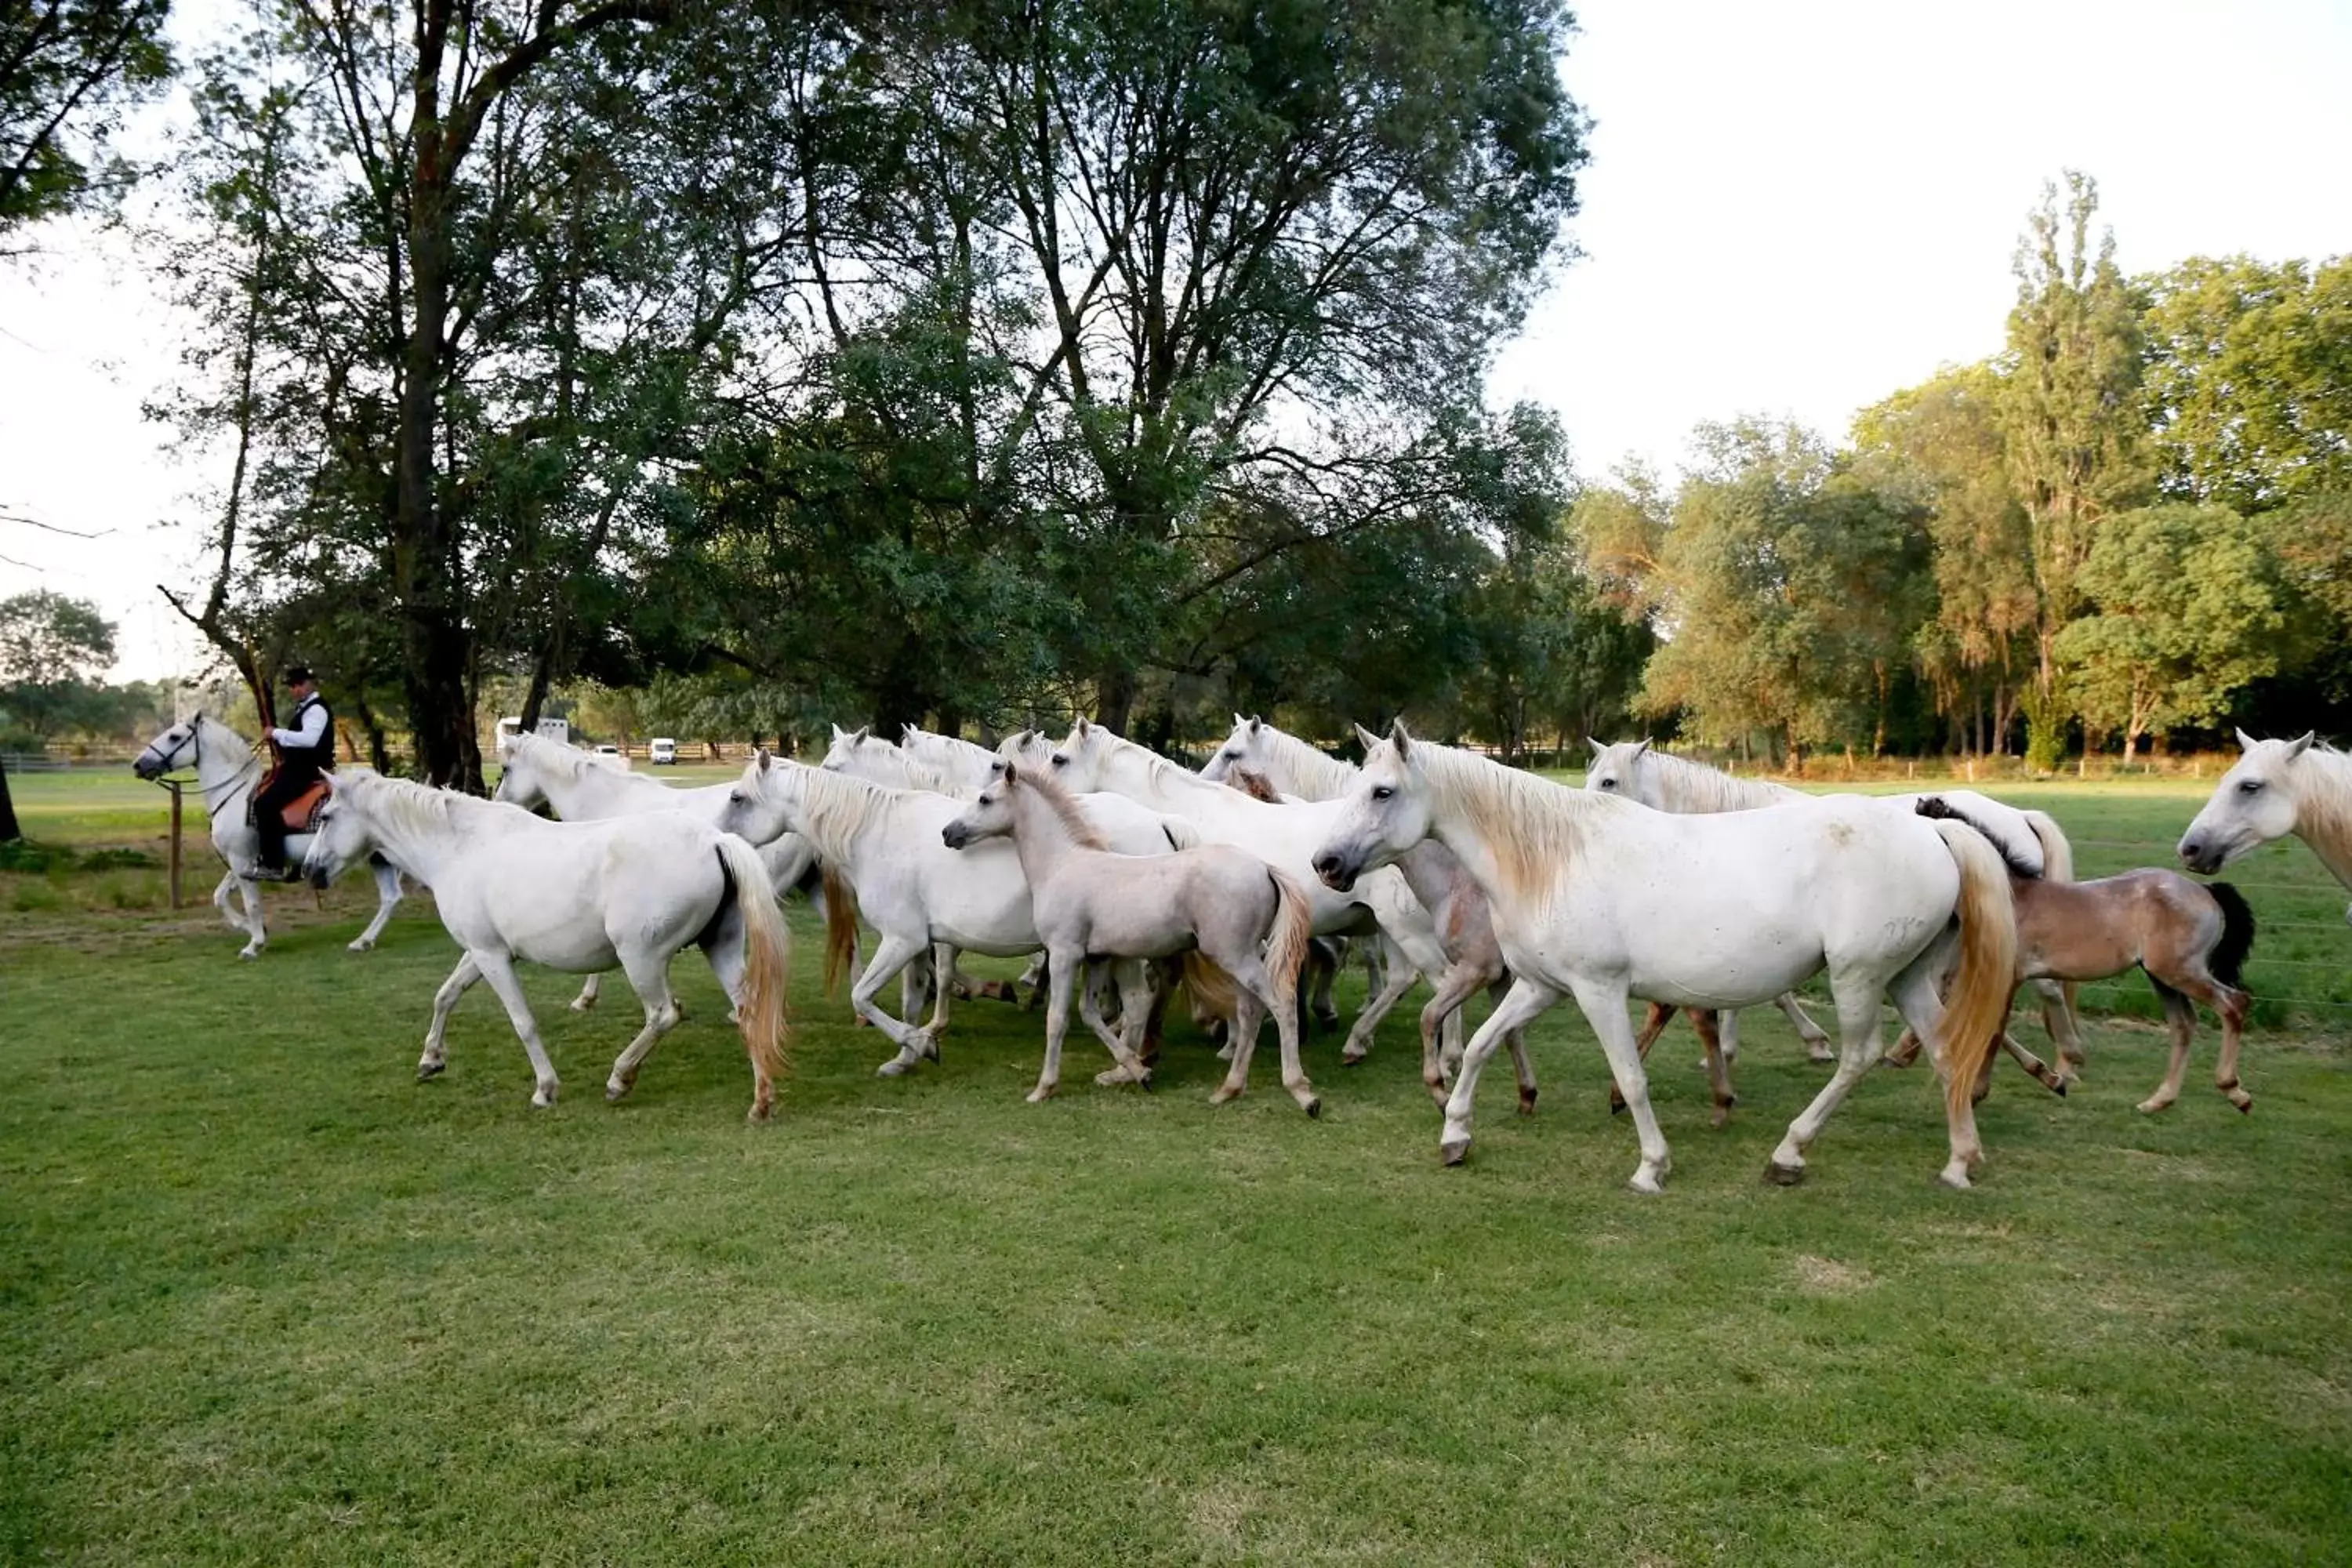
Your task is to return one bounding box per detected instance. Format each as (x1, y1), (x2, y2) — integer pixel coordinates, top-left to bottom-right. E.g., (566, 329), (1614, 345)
(1312, 722), (2020, 1192)
(1038, 720), (1461, 1065)
(2180, 730), (2352, 924)
(943, 761), (1321, 1111)
(492, 731), (828, 1012)
(1584, 738), (2087, 1077)
(715, 753), (1164, 1080)
(302, 769), (789, 1120)
(899, 723), (1004, 789)
(132, 713), (405, 958)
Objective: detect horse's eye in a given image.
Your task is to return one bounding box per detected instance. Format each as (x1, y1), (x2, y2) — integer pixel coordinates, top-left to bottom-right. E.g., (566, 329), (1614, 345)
(730, 790), (746, 804)
(2238, 779), (2264, 796)
(1371, 785), (1395, 801)
(1051, 753), (1068, 768)
(1598, 778), (1616, 790)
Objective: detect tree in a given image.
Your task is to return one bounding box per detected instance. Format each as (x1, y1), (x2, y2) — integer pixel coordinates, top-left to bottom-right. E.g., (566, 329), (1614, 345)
(2000, 172), (2150, 768)
(2055, 503), (2287, 761)
(0, 0), (171, 237)
(0, 589), (118, 740)
(2141, 255), (2352, 514)
(1853, 362), (2037, 754)
(1635, 420), (1929, 766)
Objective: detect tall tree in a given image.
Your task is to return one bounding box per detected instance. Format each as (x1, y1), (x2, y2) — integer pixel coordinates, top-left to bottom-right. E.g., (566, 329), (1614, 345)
(1999, 171), (2149, 769)
(2055, 503), (2287, 761)
(1853, 362), (2037, 754)
(0, 590), (117, 739)
(0, 0), (170, 236)
(2140, 253), (2352, 514)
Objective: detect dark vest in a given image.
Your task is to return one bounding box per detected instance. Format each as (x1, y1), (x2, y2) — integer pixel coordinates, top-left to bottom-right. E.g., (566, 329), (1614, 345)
(283, 692), (336, 772)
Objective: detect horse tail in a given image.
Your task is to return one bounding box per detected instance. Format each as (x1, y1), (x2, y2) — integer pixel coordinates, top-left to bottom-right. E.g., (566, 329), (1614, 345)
(1928, 817), (2022, 1131)
(1915, 796), (2041, 880)
(822, 864), (861, 996)
(716, 833), (792, 1122)
(1181, 951), (1240, 1029)
(1262, 869), (1316, 1014)
(2205, 880), (2256, 992)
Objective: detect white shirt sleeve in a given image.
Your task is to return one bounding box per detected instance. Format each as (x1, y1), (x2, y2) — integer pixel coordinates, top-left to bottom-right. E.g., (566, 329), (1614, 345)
(271, 703), (329, 750)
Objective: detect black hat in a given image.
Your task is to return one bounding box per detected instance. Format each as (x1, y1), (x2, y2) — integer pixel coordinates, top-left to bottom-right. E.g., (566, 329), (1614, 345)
(284, 664), (316, 686)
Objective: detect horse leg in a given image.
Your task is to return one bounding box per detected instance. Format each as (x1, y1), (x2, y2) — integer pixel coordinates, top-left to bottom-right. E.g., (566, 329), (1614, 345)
(1775, 992), (1835, 1062)
(1083, 960), (1155, 1089)
(1692, 1008), (1737, 1129)
(1491, 977), (1539, 1117)
(2207, 975), (2254, 1112)
(468, 948), (561, 1108)
(419, 953), (481, 1080)
(1417, 959), (1489, 1105)
(1556, 979), (1671, 1192)
(1610, 1004), (1704, 1115)
(2135, 978), (2202, 1115)
(347, 859), (404, 952)
(1210, 989), (1269, 1106)
(1029, 950), (1083, 1102)
(211, 868), (241, 930)
(570, 973), (603, 1013)
(234, 871), (266, 958)
(1764, 975), (1895, 1187)
(922, 943), (957, 1045)
(1228, 940), (1318, 1116)
(1437, 977), (1566, 1171)
(851, 931), (936, 1076)
(1997, 1032), (2067, 1094)
(2031, 976), (2088, 1080)
(1345, 931), (1438, 1065)
(604, 949), (684, 1102)
(1017, 952), (1048, 1008)
(1305, 939), (1341, 1032)
(1885, 962), (1987, 1189)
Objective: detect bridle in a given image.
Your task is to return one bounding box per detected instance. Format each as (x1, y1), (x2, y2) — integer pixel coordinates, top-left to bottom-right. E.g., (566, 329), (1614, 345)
(139, 714), (262, 816)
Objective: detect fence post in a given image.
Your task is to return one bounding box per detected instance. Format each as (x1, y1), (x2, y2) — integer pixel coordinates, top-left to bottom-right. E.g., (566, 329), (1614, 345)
(166, 779), (184, 909)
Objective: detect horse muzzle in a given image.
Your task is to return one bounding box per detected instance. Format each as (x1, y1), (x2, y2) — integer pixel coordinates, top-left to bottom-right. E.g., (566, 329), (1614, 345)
(1312, 850), (1359, 893)
(2176, 834), (2227, 875)
(941, 823), (971, 851)
(132, 755), (162, 780)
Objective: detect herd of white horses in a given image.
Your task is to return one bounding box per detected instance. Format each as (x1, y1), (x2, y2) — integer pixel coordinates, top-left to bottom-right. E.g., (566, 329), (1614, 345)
(131, 711), (2352, 1192)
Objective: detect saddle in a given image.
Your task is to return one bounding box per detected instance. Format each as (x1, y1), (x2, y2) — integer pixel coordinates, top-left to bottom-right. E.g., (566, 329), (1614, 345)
(253, 775), (332, 833)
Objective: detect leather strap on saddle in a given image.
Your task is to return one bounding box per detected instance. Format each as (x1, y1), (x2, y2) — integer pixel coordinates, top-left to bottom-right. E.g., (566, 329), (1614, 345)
(253, 775), (332, 833)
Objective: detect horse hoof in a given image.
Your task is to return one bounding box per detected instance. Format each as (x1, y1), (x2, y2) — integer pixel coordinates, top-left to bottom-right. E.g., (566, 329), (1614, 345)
(347, 938), (374, 953)
(1313, 1011), (1341, 1033)
(1518, 1087), (1537, 1117)
(746, 1103), (773, 1125)
(605, 1081), (630, 1103)
(1608, 1097), (1627, 1116)
(2053, 1077), (2067, 1098)
(2234, 1098), (2254, 1115)
(1938, 1163), (1973, 1191)
(1339, 1049), (1367, 1066)
(916, 1029), (942, 1062)
(1764, 1160), (1804, 1186)
(532, 1089), (557, 1109)
(1026, 1084), (1058, 1104)
(238, 948), (261, 961)
(1208, 1086), (1240, 1106)
(877, 1058), (913, 1078)
(1135, 1070), (1155, 1094)
(1628, 1171), (1664, 1195)
(1439, 1136), (1470, 1167)
(1302, 1096), (1321, 1119)
(416, 1062), (445, 1082)
(2135, 1098), (2165, 1115)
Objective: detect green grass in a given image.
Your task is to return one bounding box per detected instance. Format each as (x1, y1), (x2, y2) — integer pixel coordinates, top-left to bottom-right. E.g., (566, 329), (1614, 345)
(3, 768), (2350, 1564)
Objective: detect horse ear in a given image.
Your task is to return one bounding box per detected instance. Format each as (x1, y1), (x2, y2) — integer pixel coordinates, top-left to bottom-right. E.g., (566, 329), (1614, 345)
(1630, 738), (1652, 760)
(756, 747), (772, 772)
(899, 724), (915, 743)
(1001, 760), (1021, 785)
(1233, 711), (1247, 729)
(1586, 736), (1606, 757)
(2236, 728), (2259, 751)
(831, 724), (848, 742)
(2288, 731), (2316, 759)
(851, 725), (869, 746)
(1353, 722), (1381, 753)
(1076, 717), (1093, 738)
(1389, 717), (1415, 759)
(1249, 714), (1262, 732)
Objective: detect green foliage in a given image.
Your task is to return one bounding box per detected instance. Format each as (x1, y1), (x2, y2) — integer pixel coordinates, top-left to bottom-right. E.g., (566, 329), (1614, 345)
(2141, 254), (2352, 512)
(0, 0), (171, 233)
(2056, 503), (2289, 755)
(1635, 420), (1929, 760)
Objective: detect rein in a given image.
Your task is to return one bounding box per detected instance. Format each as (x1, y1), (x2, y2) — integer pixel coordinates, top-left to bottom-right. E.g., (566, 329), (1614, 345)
(142, 715), (263, 819)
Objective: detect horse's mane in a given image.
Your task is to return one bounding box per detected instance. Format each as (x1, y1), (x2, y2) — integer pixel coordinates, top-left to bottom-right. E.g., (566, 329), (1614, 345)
(1635, 747), (1800, 814)
(504, 731), (613, 780)
(336, 768), (496, 840)
(2288, 742), (2352, 883)
(846, 739), (960, 794)
(1011, 764), (1109, 850)
(1254, 725), (1358, 799)
(1414, 741), (1623, 912)
(193, 712), (256, 760)
(773, 762), (906, 863)
(1099, 731), (1233, 808)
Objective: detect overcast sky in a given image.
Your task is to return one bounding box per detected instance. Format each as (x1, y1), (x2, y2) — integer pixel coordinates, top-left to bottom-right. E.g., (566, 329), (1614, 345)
(5, 0), (2349, 680)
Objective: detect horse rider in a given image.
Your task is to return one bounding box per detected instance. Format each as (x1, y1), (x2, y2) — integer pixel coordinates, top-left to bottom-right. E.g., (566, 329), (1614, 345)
(253, 664), (336, 877)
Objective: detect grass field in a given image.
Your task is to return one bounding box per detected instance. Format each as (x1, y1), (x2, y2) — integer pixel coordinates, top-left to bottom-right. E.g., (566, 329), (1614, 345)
(4, 765), (2349, 1563)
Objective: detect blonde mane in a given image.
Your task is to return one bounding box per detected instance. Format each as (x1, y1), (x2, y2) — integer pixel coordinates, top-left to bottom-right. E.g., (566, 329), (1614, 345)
(1636, 748), (1800, 814)
(1010, 764), (1109, 850)
(1414, 740), (1628, 912)
(2288, 742), (2352, 887)
(504, 731), (619, 779)
(770, 762), (906, 864)
(1253, 726), (1359, 799)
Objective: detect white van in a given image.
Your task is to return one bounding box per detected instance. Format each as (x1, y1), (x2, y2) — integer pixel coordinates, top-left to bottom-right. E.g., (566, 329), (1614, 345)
(649, 737), (679, 766)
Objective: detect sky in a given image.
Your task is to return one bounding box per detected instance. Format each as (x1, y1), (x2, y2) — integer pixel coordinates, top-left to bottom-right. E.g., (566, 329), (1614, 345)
(4, 0), (2350, 681)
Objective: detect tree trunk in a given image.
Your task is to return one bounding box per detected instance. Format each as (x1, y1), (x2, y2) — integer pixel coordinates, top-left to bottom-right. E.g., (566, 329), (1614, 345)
(1095, 667), (1138, 736)
(0, 755), (20, 843)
